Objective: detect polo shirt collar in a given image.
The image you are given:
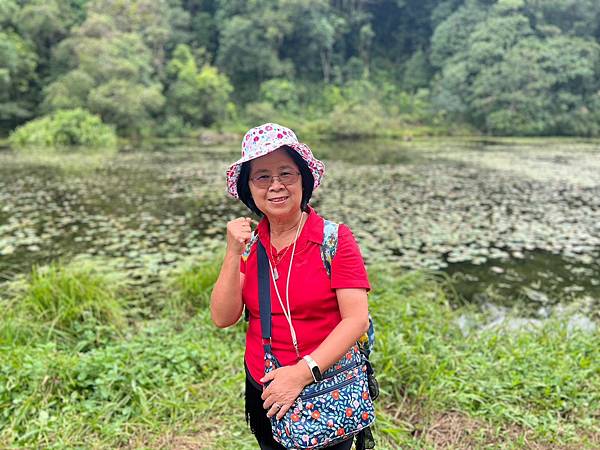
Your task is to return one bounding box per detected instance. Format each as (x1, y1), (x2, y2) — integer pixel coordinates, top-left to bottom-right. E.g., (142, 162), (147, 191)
(256, 206), (324, 245)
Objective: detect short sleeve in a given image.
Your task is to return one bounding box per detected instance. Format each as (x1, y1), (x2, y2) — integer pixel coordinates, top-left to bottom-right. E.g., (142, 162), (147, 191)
(330, 224), (370, 290)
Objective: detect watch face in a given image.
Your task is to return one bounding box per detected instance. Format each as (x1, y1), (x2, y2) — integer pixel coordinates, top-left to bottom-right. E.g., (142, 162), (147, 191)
(312, 366), (323, 382)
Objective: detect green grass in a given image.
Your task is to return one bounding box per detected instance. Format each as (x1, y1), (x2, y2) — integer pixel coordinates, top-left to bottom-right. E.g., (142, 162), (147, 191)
(166, 256), (223, 317)
(0, 259), (597, 449)
(1, 261), (127, 350)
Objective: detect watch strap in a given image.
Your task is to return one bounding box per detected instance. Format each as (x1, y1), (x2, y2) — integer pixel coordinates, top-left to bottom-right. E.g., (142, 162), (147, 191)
(303, 355), (322, 382)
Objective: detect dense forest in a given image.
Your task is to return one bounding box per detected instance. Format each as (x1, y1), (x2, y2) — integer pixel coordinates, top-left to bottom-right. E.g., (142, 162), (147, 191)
(3, 0), (600, 141)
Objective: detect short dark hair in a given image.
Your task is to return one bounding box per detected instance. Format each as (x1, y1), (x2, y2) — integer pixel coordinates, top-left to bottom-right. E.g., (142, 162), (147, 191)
(236, 146), (314, 217)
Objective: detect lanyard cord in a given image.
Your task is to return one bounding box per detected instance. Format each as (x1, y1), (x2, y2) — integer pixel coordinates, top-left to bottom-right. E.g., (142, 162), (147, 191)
(268, 212), (305, 359)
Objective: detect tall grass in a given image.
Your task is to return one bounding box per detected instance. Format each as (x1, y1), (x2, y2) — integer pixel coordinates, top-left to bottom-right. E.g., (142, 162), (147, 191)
(166, 256), (223, 317)
(2, 261), (126, 349)
(369, 270), (599, 444)
(0, 259), (597, 449)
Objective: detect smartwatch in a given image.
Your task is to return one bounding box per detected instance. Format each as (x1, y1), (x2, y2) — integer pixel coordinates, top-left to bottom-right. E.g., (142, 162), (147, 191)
(303, 355), (323, 382)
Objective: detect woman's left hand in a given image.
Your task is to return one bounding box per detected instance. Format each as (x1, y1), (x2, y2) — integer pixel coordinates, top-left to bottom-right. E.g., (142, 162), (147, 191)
(260, 364), (311, 420)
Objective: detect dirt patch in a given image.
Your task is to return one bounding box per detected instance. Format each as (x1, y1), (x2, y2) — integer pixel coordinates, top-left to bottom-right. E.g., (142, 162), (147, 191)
(382, 400), (599, 449)
(423, 411), (600, 450)
(123, 420), (222, 450)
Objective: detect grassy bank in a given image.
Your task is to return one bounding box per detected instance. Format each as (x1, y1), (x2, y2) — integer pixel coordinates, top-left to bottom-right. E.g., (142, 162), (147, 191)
(0, 259), (598, 449)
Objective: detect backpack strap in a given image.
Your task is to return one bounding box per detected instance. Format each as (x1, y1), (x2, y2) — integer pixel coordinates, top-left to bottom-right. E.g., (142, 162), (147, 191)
(320, 219), (375, 356)
(321, 219), (339, 278)
(242, 232), (259, 262)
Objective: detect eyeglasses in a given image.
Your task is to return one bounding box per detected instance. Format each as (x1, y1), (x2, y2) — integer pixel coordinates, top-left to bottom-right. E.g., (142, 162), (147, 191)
(250, 171), (300, 188)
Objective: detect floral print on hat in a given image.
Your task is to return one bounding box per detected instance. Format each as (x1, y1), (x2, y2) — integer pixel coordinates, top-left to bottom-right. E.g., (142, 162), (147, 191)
(226, 123), (325, 198)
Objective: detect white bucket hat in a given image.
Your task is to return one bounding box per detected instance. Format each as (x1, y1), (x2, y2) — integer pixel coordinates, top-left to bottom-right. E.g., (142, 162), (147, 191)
(226, 123), (325, 199)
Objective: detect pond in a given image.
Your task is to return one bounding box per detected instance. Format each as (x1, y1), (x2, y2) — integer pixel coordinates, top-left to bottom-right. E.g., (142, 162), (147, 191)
(1, 138), (599, 317)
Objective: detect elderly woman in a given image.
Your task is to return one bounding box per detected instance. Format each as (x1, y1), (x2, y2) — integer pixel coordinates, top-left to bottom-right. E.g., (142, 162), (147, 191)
(211, 123), (371, 450)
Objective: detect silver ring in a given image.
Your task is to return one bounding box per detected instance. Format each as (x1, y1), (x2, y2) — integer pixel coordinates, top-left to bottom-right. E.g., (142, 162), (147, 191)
(274, 402), (282, 409)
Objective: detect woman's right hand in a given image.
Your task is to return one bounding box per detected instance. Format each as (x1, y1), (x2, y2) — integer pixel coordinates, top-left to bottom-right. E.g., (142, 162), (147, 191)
(226, 217), (254, 255)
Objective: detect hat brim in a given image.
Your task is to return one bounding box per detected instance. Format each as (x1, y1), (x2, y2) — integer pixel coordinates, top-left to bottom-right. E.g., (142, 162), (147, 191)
(226, 142), (325, 199)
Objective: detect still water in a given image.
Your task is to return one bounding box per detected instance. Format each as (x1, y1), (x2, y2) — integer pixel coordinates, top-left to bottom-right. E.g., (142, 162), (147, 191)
(1, 138), (599, 314)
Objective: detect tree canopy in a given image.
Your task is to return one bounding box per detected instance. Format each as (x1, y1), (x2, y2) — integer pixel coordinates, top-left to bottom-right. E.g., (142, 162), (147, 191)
(2, 0), (600, 138)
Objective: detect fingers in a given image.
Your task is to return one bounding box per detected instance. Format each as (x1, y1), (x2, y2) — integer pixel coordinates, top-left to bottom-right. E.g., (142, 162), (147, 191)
(238, 219), (252, 245)
(276, 402), (292, 420)
(261, 388), (275, 411)
(260, 371), (275, 384)
(266, 401), (282, 418)
(226, 217), (255, 252)
(265, 400), (292, 419)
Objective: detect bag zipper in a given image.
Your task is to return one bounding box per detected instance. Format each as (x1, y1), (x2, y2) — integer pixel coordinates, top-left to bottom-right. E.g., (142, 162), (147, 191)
(323, 360), (361, 379)
(300, 376), (356, 400)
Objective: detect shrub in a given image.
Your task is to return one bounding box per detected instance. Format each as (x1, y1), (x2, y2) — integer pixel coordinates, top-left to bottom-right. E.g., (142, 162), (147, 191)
(9, 108), (117, 149)
(243, 101), (278, 126)
(259, 78), (300, 112)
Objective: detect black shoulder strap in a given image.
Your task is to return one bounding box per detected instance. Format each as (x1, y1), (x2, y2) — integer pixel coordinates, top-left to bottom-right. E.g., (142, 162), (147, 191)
(257, 240), (272, 354)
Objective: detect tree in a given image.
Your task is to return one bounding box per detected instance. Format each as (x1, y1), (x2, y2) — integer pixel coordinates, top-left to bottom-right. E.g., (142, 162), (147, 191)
(88, 79), (164, 137)
(526, 0), (600, 38)
(85, 0), (190, 72)
(259, 78), (299, 111)
(431, 0), (600, 135)
(278, 0), (337, 82)
(0, 31), (38, 130)
(41, 70), (95, 113)
(15, 0), (81, 60)
(430, 1), (488, 69)
(166, 44), (233, 127)
(216, 14), (292, 100)
(43, 3), (167, 137)
(473, 36), (600, 135)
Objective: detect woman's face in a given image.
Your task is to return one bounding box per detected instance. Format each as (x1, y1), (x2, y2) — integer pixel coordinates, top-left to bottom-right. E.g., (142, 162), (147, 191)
(249, 148), (302, 221)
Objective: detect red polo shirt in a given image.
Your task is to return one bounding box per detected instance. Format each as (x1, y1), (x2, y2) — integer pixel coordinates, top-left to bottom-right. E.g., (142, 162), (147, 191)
(241, 207), (370, 384)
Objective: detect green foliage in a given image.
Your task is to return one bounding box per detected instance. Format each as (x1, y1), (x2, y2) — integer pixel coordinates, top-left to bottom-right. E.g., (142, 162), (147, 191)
(0, 262), (597, 448)
(0, 323), (221, 445)
(195, 64), (234, 125)
(430, 1), (487, 69)
(5, 0), (600, 137)
(41, 69), (95, 113)
(216, 14), (292, 100)
(432, 1), (600, 136)
(243, 101), (279, 127)
(402, 50), (433, 91)
(167, 257), (221, 315)
(473, 36), (600, 135)
(15, 262), (125, 344)
(0, 0), (19, 27)
(165, 44), (233, 129)
(15, 0), (78, 54)
(276, 0), (337, 82)
(38, 2), (176, 137)
(370, 270), (599, 431)
(315, 100), (386, 139)
(259, 78), (300, 111)
(87, 79), (165, 137)
(9, 108), (117, 149)
(0, 30), (38, 129)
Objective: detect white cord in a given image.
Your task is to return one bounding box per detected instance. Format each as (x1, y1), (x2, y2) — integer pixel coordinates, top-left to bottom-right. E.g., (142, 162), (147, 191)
(268, 212), (305, 358)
